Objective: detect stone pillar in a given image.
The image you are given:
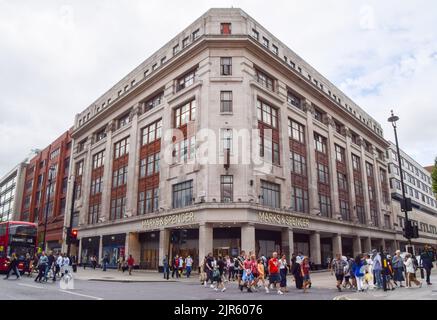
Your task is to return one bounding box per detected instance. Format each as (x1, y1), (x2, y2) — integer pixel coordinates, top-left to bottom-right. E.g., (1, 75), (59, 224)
(101, 121), (115, 222)
(198, 223), (213, 265)
(98, 235), (103, 261)
(344, 127), (358, 223)
(281, 228), (294, 258)
(241, 223), (256, 255)
(363, 237), (372, 253)
(78, 238), (82, 263)
(159, 229), (171, 267)
(332, 234), (342, 256)
(79, 142), (93, 226)
(372, 156), (384, 229)
(360, 143), (372, 226)
(303, 100), (319, 215)
(353, 236), (362, 256)
(380, 238), (386, 252)
(126, 106), (140, 217)
(127, 232), (141, 265)
(327, 116), (340, 219)
(309, 231), (321, 265)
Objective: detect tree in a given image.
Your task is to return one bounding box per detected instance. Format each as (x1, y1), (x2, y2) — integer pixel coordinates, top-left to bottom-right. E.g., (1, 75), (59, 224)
(432, 157), (437, 195)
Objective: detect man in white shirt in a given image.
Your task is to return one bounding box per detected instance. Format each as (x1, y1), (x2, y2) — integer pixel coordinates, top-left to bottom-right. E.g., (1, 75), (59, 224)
(54, 254), (63, 281)
(185, 255), (193, 278)
(61, 254), (70, 278)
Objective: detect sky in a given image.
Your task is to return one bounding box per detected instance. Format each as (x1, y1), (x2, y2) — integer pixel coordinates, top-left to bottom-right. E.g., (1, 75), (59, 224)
(0, 0), (436, 177)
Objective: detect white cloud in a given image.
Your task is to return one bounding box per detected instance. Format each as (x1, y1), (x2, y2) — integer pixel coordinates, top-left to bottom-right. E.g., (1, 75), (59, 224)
(0, 0), (436, 176)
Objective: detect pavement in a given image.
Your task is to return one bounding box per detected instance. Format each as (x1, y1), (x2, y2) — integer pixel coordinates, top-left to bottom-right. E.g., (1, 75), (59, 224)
(1, 268), (436, 300)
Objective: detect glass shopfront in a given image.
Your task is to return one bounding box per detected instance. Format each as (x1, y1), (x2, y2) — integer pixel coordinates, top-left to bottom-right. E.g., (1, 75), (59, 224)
(102, 233), (126, 268)
(171, 229), (199, 269)
(139, 231), (159, 270)
(80, 236), (100, 265)
(213, 228), (241, 258)
(255, 229), (281, 258)
(294, 233), (310, 257)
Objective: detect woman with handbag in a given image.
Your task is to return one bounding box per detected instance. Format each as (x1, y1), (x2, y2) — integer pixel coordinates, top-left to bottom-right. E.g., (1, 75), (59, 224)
(404, 253), (422, 288)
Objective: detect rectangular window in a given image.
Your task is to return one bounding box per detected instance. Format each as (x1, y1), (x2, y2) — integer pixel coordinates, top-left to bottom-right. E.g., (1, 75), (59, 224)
(354, 179), (363, 196)
(92, 150), (105, 169)
(182, 37), (189, 48)
(176, 69), (196, 92)
(175, 100), (196, 128)
(172, 180), (193, 209)
(220, 23), (231, 35)
(319, 194), (331, 217)
(173, 136), (196, 163)
(114, 137), (129, 159)
(317, 163), (329, 184)
(261, 180), (280, 208)
(251, 29), (259, 40)
(357, 206), (366, 224)
(118, 113), (131, 129)
(90, 176), (103, 195)
(352, 154), (361, 171)
(152, 64), (158, 71)
(192, 29), (200, 40)
(173, 44), (180, 55)
(371, 209), (379, 227)
(95, 128), (107, 142)
(138, 187), (159, 215)
(256, 69), (274, 91)
(110, 196), (126, 221)
(112, 166), (128, 188)
(340, 200), (350, 221)
(288, 119), (305, 143)
(384, 215), (391, 228)
(291, 187), (308, 213)
(141, 119), (162, 146)
(290, 152), (307, 176)
(220, 91), (233, 112)
(272, 44), (278, 55)
(221, 129), (233, 154)
(262, 37), (269, 48)
(313, 108), (324, 122)
(287, 91), (302, 109)
(220, 57), (232, 75)
(338, 173), (348, 190)
(366, 162), (374, 177)
(76, 161), (84, 176)
(314, 133), (327, 154)
(144, 92), (164, 112)
(220, 175), (233, 202)
(88, 204), (100, 225)
(257, 100), (278, 128)
(50, 148), (60, 160)
(335, 145), (345, 163)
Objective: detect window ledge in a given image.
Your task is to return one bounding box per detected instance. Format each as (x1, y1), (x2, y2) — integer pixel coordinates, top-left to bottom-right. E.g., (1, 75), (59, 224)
(219, 112), (233, 115)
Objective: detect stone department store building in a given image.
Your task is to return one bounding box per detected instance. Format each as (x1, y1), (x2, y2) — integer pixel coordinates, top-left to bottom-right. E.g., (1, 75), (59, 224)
(66, 8), (400, 269)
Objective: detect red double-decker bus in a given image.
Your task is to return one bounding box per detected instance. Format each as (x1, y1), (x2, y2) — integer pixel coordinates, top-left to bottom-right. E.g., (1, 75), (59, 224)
(0, 221), (37, 273)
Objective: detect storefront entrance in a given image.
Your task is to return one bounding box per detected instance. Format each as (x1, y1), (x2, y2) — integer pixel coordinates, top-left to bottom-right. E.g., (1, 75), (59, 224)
(139, 231), (159, 270)
(213, 228), (241, 258)
(102, 234), (126, 268)
(171, 229), (199, 269)
(80, 236), (100, 265)
(255, 230), (281, 258)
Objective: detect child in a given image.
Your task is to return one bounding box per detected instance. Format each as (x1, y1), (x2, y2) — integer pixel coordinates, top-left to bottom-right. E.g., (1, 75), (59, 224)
(301, 256), (311, 293)
(256, 258), (269, 293)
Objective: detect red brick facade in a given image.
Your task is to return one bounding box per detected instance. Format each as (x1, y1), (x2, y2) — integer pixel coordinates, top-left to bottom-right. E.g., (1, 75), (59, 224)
(20, 129), (72, 251)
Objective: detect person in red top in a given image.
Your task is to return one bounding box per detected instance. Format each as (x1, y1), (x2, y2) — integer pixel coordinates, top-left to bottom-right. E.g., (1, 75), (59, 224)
(301, 256), (311, 293)
(268, 252), (283, 295)
(127, 254), (135, 276)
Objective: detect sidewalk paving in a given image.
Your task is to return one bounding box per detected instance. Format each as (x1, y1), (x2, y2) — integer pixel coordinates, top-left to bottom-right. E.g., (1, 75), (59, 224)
(71, 267), (336, 288)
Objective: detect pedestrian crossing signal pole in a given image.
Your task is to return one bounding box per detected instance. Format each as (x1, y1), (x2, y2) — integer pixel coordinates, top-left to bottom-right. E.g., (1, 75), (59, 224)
(388, 110), (417, 253)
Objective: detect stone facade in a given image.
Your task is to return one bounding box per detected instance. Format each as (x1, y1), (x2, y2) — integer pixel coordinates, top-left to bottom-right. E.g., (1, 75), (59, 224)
(65, 8), (398, 269)
(0, 162), (28, 222)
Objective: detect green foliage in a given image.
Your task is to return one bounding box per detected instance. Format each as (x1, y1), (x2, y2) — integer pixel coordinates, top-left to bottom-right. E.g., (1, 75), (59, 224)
(432, 157), (437, 195)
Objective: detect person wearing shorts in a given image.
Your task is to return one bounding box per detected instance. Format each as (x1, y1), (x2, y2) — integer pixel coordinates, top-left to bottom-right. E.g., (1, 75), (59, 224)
(301, 256), (311, 293)
(236, 251), (245, 288)
(240, 255), (254, 292)
(331, 253), (347, 292)
(268, 252), (283, 295)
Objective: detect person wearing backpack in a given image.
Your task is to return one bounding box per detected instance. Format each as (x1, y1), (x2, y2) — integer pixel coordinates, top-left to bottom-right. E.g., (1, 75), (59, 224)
(331, 253), (347, 292)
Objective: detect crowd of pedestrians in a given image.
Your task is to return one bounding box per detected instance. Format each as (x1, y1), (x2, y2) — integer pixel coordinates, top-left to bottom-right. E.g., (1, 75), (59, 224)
(329, 245), (436, 293)
(3, 251), (76, 283)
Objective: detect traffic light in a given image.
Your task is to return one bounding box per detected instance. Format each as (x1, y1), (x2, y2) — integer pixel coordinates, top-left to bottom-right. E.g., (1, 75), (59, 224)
(412, 225), (419, 239)
(401, 198), (413, 212)
(71, 229), (78, 240)
(403, 220), (413, 239)
(180, 229), (188, 244)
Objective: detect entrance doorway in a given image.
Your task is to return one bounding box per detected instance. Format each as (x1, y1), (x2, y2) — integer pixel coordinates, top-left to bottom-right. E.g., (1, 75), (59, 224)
(213, 247), (230, 258)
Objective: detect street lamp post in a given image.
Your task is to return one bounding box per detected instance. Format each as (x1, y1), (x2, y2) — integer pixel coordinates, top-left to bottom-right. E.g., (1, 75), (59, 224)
(42, 165), (56, 252)
(387, 110), (412, 248)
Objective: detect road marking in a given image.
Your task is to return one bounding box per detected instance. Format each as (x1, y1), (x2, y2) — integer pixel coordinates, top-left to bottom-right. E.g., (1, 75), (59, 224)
(18, 283), (45, 289)
(58, 290), (104, 300)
